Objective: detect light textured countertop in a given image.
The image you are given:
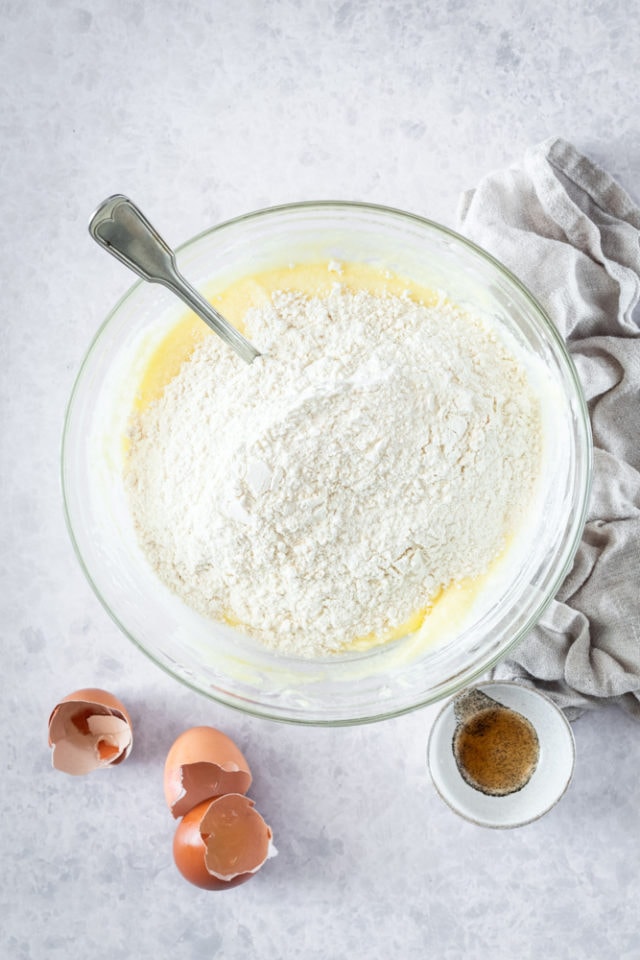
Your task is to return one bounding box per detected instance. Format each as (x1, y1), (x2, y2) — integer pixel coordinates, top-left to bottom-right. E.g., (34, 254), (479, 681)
(3, 2), (639, 958)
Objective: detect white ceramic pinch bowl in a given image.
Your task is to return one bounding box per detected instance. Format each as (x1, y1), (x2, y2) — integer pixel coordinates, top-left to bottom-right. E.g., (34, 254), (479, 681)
(427, 680), (576, 828)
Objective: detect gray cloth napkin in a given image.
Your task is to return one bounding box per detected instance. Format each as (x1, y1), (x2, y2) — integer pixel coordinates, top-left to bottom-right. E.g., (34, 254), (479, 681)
(457, 137), (640, 719)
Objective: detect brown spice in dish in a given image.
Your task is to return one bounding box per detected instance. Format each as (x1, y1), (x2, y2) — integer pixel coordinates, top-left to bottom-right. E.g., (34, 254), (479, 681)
(453, 706), (539, 796)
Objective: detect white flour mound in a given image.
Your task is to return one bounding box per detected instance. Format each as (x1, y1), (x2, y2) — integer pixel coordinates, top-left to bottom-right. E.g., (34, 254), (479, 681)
(125, 286), (542, 657)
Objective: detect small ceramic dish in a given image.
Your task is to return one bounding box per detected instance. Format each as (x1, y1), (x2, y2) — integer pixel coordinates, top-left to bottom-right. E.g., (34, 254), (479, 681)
(427, 681), (575, 828)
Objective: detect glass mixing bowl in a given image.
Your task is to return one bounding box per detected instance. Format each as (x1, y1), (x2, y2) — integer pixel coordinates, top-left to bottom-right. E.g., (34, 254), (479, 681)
(62, 202), (591, 725)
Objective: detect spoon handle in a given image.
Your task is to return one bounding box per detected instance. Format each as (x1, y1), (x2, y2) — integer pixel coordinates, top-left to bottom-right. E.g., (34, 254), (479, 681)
(453, 687), (499, 724)
(89, 195), (261, 365)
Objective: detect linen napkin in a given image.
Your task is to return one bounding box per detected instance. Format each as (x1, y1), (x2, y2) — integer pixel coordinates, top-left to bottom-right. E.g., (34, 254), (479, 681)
(457, 137), (640, 719)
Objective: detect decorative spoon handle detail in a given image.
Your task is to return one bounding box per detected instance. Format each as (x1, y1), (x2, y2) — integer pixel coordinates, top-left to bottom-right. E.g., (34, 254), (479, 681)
(89, 195), (261, 365)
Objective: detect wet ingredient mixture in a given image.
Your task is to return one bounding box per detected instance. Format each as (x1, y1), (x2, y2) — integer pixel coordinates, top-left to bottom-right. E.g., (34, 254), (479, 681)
(125, 264), (542, 657)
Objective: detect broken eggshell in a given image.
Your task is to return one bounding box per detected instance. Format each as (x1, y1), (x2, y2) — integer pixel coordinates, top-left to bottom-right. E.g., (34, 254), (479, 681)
(173, 794), (276, 890)
(48, 688), (132, 775)
(164, 726), (252, 818)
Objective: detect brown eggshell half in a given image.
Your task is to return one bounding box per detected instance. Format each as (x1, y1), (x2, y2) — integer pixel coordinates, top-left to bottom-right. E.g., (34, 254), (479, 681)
(48, 688), (133, 775)
(172, 795), (275, 890)
(164, 726), (252, 818)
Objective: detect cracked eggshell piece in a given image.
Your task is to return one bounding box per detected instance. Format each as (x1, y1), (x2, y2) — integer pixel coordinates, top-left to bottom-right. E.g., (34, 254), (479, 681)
(172, 795), (276, 890)
(48, 688), (133, 775)
(164, 726), (252, 818)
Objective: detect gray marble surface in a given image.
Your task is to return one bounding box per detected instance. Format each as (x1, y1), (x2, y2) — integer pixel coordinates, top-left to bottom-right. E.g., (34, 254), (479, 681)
(2, 1), (639, 958)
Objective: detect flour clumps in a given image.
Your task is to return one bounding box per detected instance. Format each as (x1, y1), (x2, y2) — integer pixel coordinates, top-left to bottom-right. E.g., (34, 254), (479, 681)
(125, 284), (542, 657)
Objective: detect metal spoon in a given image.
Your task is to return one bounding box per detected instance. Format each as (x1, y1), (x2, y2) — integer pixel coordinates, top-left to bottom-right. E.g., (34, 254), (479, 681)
(89, 195), (261, 365)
